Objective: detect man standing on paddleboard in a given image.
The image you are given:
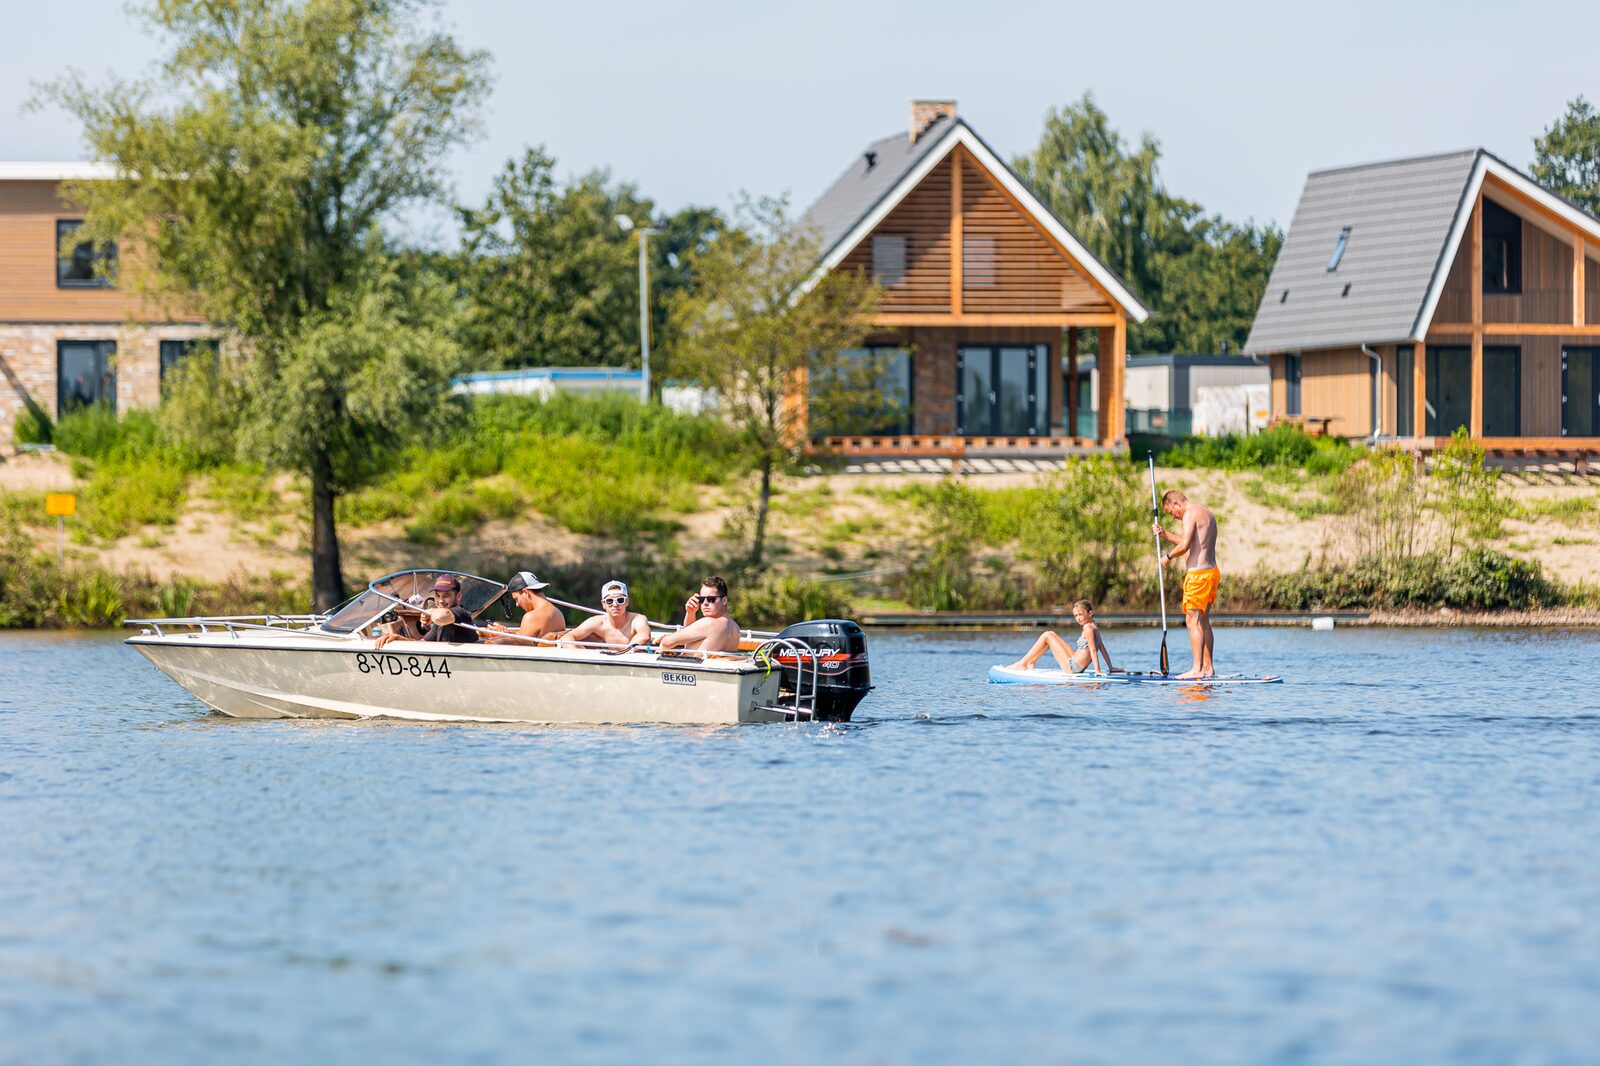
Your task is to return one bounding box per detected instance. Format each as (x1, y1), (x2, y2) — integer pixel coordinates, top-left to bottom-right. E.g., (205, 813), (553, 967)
(1153, 490), (1218, 680)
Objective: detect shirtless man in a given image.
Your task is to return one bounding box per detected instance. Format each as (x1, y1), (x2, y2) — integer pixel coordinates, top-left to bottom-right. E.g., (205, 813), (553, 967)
(485, 571), (565, 645)
(656, 576), (741, 657)
(559, 580), (652, 650)
(1153, 489), (1220, 679)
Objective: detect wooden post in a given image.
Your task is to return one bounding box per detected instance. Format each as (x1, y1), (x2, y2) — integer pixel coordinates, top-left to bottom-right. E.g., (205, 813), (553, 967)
(1096, 326), (1112, 444)
(1412, 341), (1426, 438)
(950, 149), (963, 316)
(1109, 318), (1127, 443)
(1576, 236), (1587, 327)
(1470, 192), (1484, 437)
(1066, 327), (1078, 440)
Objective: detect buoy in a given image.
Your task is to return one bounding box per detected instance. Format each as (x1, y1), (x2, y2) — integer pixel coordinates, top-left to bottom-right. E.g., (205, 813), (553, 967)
(1311, 616), (1335, 631)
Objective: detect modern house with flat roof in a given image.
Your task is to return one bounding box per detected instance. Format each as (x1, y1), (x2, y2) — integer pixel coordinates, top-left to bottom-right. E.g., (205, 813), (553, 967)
(1244, 149), (1600, 456)
(0, 163), (217, 440)
(800, 101), (1151, 457)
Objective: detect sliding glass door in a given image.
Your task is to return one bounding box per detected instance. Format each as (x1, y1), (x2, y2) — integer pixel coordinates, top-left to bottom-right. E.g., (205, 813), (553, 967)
(957, 345), (1046, 436)
(1482, 346), (1520, 437)
(1564, 347), (1599, 437)
(1425, 346), (1470, 436)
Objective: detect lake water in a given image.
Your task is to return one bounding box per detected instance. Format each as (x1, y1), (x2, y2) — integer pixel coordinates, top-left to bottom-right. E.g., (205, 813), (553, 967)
(3, 625), (1599, 1064)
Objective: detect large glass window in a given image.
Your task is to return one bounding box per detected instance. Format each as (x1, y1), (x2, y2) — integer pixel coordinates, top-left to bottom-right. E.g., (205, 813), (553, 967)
(1395, 346), (1414, 438)
(871, 235), (906, 286)
(811, 347), (913, 436)
(1481, 199), (1521, 295)
(57, 341), (117, 415)
(159, 338), (220, 382)
(1483, 346), (1520, 437)
(56, 220), (117, 288)
(1284, 355), (1302, 416)
(1561, 348), (1598, 438)
(1425, 346), (1471, 436)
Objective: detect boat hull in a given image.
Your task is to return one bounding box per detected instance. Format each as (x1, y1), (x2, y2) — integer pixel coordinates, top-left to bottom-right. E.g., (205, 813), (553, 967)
(128, 637), (789, 724)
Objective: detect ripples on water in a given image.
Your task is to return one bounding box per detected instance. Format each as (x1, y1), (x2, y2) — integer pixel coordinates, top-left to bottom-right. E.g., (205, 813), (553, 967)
(2, 626), (1599, 1064)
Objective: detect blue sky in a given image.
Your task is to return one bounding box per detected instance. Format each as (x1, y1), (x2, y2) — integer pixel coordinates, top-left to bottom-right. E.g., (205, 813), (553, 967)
(3, 0), (1591, 240)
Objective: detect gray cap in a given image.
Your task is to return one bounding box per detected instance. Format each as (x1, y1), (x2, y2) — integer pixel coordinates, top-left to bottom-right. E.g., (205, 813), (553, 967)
(506, 571), (550, 594)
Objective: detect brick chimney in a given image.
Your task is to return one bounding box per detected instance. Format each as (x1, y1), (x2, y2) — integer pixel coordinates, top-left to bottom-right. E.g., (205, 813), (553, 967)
(909, 100), (957, 143)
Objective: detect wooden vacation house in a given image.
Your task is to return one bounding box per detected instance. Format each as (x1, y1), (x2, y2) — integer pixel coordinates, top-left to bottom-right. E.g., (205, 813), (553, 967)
(0, 163), (215, 440)
(1244, 149), (1600, 462)
(799, 101), (1151, 458)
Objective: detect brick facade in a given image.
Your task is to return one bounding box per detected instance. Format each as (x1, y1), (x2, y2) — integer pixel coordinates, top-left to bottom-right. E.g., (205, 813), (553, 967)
(0, 322), (221, 438)
(869, 326), (1062, 435)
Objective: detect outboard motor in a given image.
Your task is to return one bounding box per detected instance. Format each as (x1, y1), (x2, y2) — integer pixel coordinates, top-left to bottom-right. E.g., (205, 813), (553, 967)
(771, 619), (872, 721)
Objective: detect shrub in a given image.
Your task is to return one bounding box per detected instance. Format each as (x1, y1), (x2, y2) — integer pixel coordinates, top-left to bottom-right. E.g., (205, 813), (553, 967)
(12, 402), (51, 445)
(736, 573), (856, 628)
(1163, 424), (1362, 473)
(52, 405), (128, 459)
(158, 355), (244, 467)
(56, 570), (126, 627)
(79, 457), (189, 541)
(1020, 457), (1151, 605)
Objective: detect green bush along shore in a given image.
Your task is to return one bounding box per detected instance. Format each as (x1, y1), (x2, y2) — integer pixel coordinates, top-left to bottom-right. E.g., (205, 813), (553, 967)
(4, 405), (1594, 628)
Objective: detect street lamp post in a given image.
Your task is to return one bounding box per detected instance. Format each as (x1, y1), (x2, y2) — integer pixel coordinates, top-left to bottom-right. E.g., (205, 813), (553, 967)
(615, 214), (660, 403)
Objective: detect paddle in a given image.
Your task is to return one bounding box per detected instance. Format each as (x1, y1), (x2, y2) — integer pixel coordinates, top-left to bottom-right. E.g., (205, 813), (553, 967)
(1148, 454), (1170, 676)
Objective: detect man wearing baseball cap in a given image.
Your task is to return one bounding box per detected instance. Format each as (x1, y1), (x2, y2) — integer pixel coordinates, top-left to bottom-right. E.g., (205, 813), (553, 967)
(374, 574), (479, 648)
(485, 571), (566, 645)
(558, 579), (652, 649)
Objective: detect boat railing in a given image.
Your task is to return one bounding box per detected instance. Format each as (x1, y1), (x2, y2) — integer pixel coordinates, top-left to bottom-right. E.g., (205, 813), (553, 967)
(125, 614), (336, 640)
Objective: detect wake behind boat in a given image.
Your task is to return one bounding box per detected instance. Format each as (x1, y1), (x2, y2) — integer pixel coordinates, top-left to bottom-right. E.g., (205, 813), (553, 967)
(126, 570), (873, 725)
(988, 664), (1282, 686)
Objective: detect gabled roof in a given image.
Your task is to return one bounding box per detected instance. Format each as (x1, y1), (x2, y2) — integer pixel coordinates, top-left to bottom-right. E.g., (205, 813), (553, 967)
(1244, 148), (1600, 354)
(798, 116), (1152, 321)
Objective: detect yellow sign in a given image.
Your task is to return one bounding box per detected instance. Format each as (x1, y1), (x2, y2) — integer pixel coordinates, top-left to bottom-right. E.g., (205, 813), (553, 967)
(46, 493), (76, 517)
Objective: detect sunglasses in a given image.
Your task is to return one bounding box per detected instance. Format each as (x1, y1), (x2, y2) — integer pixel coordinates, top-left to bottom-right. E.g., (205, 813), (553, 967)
(697, 594), (724, 602)
(602, 596), (628, 606)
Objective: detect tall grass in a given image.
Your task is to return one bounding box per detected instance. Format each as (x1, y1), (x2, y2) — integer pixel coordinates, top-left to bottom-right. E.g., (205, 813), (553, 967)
(339, 393), (751, 542)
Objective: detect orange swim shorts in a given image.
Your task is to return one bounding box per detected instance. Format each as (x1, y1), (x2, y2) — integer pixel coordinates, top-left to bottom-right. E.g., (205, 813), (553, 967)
(1182, 567), (1220, 613)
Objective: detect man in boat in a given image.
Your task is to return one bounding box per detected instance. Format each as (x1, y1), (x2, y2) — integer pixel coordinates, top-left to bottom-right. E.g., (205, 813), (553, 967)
(375, 575), (480, 648)
(559, 580), (652, 650)
(656, 576), (741, 657)
(1153, 489), (1219, 679)
(484, 571), (565, 645)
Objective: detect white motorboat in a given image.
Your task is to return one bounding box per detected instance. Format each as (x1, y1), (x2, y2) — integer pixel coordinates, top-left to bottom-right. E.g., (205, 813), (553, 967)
(125, 570), (873, 725)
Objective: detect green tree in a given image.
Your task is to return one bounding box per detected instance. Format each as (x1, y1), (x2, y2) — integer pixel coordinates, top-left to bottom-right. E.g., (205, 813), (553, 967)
(1533, 96), (1600, 216)
(41, 0), (490, 608)
(456, 148), (721, 376)
(1015, 93), (1281, 354)
(670, 195), (879, 566)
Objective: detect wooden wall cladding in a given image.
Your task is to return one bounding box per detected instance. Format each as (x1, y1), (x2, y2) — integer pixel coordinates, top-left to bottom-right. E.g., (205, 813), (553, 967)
(959, 158), (1109, 315)
(1300, 346), (1374, 436)
(839, 158), (952, 312)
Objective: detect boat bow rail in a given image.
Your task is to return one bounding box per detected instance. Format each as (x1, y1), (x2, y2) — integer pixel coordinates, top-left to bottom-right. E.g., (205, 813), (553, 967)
(126, 614), (330, 639)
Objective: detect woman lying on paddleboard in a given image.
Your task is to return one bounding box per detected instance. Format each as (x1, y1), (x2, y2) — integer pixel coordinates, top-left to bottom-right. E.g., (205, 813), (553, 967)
(1004, 600), (1119, 677)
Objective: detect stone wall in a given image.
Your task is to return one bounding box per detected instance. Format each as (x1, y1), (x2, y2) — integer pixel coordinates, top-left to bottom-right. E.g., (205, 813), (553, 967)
(0, 322), (220, 439)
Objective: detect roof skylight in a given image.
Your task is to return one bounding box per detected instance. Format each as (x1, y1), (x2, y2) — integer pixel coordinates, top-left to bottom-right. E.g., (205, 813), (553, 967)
(1327, 227), (1351, 272)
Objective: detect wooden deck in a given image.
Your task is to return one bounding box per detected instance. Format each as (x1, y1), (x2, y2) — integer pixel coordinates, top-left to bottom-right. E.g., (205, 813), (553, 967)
(811, 434), (1116, 459)
(1389, 436), (1600, 474)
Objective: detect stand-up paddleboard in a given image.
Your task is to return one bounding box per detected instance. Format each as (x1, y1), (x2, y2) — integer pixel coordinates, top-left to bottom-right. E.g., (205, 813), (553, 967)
(988, 665), (1282, 685)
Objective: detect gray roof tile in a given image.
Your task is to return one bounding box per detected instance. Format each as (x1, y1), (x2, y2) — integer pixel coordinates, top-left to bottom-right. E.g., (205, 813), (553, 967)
(1244, 149), (1480, 354)
(799, 118), (955, 261)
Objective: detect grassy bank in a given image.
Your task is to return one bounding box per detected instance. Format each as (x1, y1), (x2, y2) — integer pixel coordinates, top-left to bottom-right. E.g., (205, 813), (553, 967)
(5, 409), (1597, 629)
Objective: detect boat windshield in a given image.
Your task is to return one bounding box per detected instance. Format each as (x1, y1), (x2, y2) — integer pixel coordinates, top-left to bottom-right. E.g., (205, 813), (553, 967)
(321, 570), (508, 634)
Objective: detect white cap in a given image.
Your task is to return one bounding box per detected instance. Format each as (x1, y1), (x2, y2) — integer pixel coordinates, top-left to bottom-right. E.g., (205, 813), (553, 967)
(601, 580), (628, 600)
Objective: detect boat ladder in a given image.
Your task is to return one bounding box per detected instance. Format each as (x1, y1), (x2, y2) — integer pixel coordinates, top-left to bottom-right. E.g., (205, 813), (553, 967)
(752, 637), (822, 722)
